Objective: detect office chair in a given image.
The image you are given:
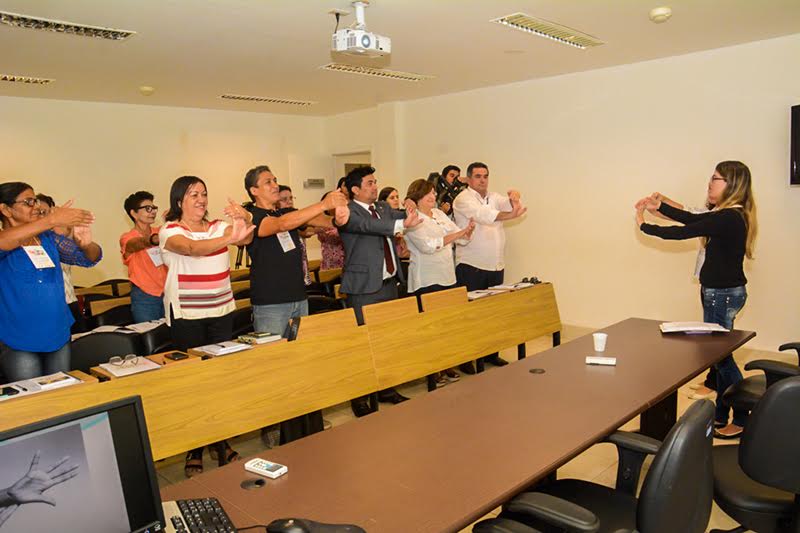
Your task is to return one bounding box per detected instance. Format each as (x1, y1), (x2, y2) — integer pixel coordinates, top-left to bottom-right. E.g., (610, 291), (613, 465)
(70, 332), (144, 372)
(307, 294), (340, 315)
(474, 400), (715, 533)
(92, 305), (134, 327)
(232, 287), (251, 300)
(721, 342), (800, 414)
(710, 376), (800, 533)
(141, 324), (174, 355)
(94, 278), (131, 296)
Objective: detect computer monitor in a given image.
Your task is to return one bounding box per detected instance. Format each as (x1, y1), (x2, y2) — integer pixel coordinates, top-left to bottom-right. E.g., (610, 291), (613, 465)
(0, 396), (165, 533)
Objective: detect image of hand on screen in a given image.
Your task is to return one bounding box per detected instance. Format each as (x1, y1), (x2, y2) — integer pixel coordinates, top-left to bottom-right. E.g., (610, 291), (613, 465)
(0, 451), (79, 527)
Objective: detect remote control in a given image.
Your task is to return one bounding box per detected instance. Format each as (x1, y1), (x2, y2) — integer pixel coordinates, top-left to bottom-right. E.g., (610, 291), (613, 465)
(244, 458), (288, 479)
(585, 356), (617, 366)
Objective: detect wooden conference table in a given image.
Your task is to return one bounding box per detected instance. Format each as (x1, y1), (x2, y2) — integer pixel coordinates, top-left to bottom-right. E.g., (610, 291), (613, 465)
(162, 317), (755, 533)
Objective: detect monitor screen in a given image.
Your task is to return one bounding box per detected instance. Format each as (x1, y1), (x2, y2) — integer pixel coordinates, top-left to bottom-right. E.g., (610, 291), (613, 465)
(792, 104), (800, 185)
(0, 396), (164, 533)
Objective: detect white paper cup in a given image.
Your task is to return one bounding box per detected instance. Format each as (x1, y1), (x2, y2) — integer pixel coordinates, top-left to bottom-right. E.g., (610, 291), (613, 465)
(593, 333), (608, 352)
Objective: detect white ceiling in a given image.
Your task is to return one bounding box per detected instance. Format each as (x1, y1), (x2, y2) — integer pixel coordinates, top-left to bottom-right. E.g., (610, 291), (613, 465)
(1, 0), (799, 116)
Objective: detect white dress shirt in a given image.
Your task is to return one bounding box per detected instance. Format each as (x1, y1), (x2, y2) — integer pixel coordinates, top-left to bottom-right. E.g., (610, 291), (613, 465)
(353, 199), (404, 280)
(453, 187), (512, 271)
(404, 208), (470, 293)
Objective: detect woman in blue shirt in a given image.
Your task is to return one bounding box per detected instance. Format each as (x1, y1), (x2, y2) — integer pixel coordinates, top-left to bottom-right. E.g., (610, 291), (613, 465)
(0, 182), (101, 381)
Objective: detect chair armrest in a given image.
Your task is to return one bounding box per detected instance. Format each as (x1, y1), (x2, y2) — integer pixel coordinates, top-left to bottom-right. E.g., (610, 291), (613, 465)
(603, 431), (661, 495)
(472, 518), (543, 533)
(505, 493), (600, 533)
(778, 342), (800, 364)
(744, 359), (800, 387)
(605, 431), (661, 455)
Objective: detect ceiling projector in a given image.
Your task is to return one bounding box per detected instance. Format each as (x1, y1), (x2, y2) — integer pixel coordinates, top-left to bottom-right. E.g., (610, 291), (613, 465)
(331, 1), (391, 57)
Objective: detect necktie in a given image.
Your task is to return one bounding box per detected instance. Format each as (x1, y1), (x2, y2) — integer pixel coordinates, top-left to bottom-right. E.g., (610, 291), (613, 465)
(369, 205), (395, 275)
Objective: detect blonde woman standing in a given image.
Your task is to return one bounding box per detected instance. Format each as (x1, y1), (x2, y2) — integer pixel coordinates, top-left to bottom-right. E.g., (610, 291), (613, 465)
(636, 161), (757, 439)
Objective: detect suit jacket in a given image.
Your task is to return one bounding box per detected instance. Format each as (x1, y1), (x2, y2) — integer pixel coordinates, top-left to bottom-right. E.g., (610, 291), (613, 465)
(337, 200), (406, 295)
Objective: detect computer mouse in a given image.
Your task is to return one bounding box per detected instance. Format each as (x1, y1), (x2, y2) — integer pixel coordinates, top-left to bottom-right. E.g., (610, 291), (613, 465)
(266, 518), (366, 533)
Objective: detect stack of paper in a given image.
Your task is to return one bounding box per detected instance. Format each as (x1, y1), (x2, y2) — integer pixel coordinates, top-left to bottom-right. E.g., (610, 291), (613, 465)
(467, 289), (509, 300)
(196, 341), (252, 356)
(1, 372), (81, 401)
(238, 332), (282, 345)
(125, 319), (167, 334)
(98, 357), (162, 377)
(659, 321), (729, 334)
(489, 282), (535, 291)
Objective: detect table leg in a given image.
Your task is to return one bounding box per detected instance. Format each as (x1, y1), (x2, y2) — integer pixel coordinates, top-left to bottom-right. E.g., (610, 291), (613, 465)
(640, 391), (678, 440)
(517, 343), (526, 360)
(552, 331), (561, 347)
(476, 358), (485, 373)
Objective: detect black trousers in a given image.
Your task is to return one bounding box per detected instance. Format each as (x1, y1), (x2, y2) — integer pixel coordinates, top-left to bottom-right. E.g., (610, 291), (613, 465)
(169, 307), (234, 352)
(456, 264), (504, 362)
(455, 263), (504, 291)
(347, 278), (401, 411)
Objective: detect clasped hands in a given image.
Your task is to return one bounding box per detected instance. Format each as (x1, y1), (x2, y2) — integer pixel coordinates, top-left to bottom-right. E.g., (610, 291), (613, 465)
(634, 192), (662, 225)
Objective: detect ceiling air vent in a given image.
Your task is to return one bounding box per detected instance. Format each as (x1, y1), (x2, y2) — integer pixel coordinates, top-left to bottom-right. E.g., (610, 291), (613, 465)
(220, 94), (317, 107)
(0, 11), (135, 41)
(1, 74), (54, 85)
(491, 13), (603, 50)
(321, 63), (432, 82)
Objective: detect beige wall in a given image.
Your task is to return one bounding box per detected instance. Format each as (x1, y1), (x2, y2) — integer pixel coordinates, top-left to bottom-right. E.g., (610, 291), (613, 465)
(0, 97), (326, 284)
(326, 34), (800, 350)
(2, 33), (798, 350)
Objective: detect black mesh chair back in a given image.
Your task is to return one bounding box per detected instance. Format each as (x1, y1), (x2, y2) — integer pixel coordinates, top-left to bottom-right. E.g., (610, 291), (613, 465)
(70, 332), (144, 372)
(93, 305), (134, 327)
(141, 324), (174, 355)
(740, 376), (800, 494)
(636, 399), (715, 533)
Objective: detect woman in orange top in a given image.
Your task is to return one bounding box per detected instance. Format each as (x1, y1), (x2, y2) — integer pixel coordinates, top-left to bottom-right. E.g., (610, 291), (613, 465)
(120, 191), (168, 322)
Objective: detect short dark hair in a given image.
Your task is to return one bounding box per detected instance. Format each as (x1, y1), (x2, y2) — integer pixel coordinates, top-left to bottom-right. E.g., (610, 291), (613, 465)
(165, 176), (207, 222)
(344, 166), (376, 197)
(123, 191), (154, 221)
(441, 165), (460, 179)
(336, 176), (347, 189)
(244, 165), (271, 202)
(378, 187), (397, 202)
(0, 182), (33, 224)
(467, 162), (488, 177)
(36, 193), (56, 208)
(278, 185), (292, 194)
(405, 179), (434, 204)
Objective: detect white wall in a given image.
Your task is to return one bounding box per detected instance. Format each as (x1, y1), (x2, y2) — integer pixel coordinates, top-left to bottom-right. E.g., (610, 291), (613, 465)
(0, 97), (326, 284)
(326, 33), (800, 350)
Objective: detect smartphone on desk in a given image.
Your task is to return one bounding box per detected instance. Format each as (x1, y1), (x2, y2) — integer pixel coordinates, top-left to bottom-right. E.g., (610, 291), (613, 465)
(164, 352), (188, 361)
(1, 386), (21, 399)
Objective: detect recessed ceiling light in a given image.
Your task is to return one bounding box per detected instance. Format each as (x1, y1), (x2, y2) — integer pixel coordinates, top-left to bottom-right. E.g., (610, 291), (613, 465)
(220, 94), (317, 106)
(649, 6), (673, 23)
(491, 13), (604, 49)
(0, 74), (54, 85)
(138, 86), (156, 96)
(320, 63), (433, 82)
(0, 10), (136, 41)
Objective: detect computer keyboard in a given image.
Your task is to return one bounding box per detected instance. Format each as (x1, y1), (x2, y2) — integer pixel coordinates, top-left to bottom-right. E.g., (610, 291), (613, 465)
(164, 497), (236, 533)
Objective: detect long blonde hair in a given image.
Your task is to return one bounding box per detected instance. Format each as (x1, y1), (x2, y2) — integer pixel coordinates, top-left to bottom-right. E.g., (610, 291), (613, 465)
(714, 161), (757, 259)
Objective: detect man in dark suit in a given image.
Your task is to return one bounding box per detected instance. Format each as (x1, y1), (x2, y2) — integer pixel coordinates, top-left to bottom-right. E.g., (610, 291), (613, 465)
(337, 166), (421, 416)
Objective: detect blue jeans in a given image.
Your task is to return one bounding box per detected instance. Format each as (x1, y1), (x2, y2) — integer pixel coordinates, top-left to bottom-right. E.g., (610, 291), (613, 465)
(1, 342), (71, 381)
(702, 285), (747, 426)
(130, 284), (165, 323)
(253, 300), (309, 338)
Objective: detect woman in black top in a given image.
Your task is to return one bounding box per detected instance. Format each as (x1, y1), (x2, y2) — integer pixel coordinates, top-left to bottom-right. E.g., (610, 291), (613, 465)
(636, 161), (757, 439)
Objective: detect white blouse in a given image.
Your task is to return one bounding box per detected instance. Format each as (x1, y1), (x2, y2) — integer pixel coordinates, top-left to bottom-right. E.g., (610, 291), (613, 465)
(404, 208), (471, 293)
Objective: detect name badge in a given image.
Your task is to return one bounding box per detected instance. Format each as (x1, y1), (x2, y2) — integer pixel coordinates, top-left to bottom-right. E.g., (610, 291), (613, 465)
(276, 231), (296, 253)
(23, 245), (56, 269)
(146, 246), (164, 267)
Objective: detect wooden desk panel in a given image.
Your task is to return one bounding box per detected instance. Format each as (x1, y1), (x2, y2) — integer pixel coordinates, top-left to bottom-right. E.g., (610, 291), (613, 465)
(0, 329), (378, 461)
(370, 284), (561, 389)
(176, 318), (754, 533)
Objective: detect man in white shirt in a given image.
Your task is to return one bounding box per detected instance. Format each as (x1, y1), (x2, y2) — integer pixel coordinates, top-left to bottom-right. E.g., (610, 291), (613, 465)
(453, 161), (527, 369)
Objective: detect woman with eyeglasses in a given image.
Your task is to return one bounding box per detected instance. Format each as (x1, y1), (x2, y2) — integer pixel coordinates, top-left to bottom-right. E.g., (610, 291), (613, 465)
(636, 161), (758, 439)
(0, 182), (100, 381)
(120, 191), (168, 323)
(159, 176), (254, 477)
